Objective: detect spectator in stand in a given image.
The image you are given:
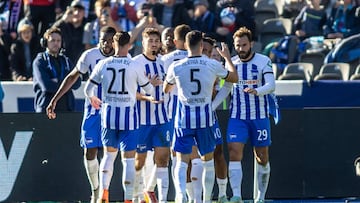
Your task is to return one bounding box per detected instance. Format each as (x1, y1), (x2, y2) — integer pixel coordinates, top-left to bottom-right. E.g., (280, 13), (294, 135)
(0, 19), (12, 81)
(110, 0), (137, 32)
(23, 0), (58, 37)
(56, 0), (94, 21)
(10, 17), (40, 81)
(293, 0), (328, 41)
(52, 0), (86, 64)
(129, 2), (164, 56)
(215, 0), (257, 49)
(191, 0), (222, 41)
(32, 27), (81, 113)
(151, 0), (192, 28)
(83, 0), (121, 50)
(324, 0), (360, 39)
(0, 0), (25, 41)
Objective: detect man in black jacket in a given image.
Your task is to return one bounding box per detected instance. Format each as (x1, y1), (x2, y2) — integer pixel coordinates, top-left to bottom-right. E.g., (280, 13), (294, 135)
(151, 0), (193, 28)
(52, 0), (86, 64)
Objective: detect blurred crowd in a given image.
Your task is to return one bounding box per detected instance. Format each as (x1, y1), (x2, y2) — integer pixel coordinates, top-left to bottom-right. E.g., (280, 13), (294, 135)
(0, 0), (359, 82)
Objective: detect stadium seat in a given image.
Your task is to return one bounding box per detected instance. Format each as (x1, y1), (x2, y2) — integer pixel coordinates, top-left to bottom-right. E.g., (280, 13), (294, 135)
(277, 62), (314, 80)
(278, 17), (293, 35)
(254, 0), (279, 34)
(298, 52), (326, 76)
(350, 64), (360, 80)
(314, 62), (350, 81)
(258, 18), (287, 50)
(274, 0), (286, 16)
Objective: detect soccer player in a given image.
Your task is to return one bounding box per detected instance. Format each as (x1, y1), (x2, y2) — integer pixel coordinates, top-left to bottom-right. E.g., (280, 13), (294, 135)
(84, 31), (157, 203)
(132, 27), (171, 203)
(202, 35), (229, 203)
(212, 27), (276, 203)
(163, 30), (238, 203)
(46, 26), (116, 203)
(161, 24), (203, 202)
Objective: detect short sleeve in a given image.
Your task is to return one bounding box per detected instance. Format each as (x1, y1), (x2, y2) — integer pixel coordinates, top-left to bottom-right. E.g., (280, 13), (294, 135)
(165, 63), (176, 85)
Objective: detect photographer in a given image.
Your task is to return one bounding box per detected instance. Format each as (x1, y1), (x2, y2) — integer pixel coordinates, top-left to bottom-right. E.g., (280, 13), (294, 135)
(83, 0), (121, 50)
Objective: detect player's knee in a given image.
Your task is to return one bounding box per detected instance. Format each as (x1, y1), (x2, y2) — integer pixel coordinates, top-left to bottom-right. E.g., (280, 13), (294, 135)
(228, 146), (243, 161)
(135, 161), (145, 171)
(256, 156), (269, 165)
(155, 157), (169, 167)
(85, 148), (98, 160)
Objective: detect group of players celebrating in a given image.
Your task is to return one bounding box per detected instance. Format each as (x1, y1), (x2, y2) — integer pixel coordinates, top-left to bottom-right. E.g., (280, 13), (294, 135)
(46, 23), (275, 203)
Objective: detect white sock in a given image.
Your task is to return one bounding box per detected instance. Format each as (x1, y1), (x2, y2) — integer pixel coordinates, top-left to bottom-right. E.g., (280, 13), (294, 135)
(174, 161), (188, 202)
(256, 162), (270, 201)
(228, 161), (242, 198)
(191, 158), (203, 203)
(156, 167), (169, 203)
(202, 159), (215, 203)
(122, 158), (135, 201)
(146, 164), (157, 192)
(171, 156), (177, 185)
(217, 177), (228, 198)
(186, 182), (194, 202)
(99, 151), (118, 190)
(133, 169), (143, 200)
(144, 151), (155, 189)
(84, 157), (99, 192)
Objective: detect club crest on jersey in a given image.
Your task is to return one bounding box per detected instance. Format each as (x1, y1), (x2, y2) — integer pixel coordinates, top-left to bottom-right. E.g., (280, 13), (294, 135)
(267, 60), (272, 68)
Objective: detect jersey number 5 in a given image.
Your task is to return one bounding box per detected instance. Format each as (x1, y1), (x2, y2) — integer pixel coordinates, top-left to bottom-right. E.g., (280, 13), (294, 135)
(190, 69), (201, 95)
(107, 67), (128, 94)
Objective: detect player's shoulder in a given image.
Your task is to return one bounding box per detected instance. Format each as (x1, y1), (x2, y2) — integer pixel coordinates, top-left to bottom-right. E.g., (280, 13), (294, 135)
(132, 54), (148, 64)
(206, 56), (222, 65)
(81, 47), (101, 58)
(252, 53), (272, 68)
(132, 53), (144, 60)
(231, 54), (240, 61)
(172, 56), (189, 66)
(161, 51), (173, 61)
(253, 53), (271, 62)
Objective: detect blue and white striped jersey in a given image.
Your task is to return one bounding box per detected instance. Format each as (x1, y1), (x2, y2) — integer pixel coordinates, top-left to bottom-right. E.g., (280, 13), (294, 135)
(228, 53), (273, 120)
(161, 49), (188, 119)
(76, 47), (108, 115)
(89, 56), (153, 130)
(166, 55), (229, 129)
(133, 54), (169, 125)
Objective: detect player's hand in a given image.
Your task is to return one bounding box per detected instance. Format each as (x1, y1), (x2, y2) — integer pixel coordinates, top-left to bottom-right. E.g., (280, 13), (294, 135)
(89, 96), (102, 109)
(144, 95), (164, 104)
(243, 87), (258, 95)
(46, 102), (57, 119)
(216, 42), (231, 60)
(148, 74), (163, 86)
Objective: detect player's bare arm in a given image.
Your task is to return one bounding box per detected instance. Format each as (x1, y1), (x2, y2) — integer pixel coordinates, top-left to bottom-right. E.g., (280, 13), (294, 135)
(46, 68), (82, 119)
